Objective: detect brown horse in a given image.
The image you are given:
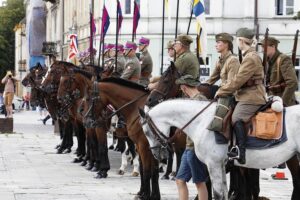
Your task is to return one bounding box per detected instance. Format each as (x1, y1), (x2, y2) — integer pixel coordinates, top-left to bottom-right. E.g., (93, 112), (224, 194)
(80, 77), (160, 200)
(146, 63), (300, 200)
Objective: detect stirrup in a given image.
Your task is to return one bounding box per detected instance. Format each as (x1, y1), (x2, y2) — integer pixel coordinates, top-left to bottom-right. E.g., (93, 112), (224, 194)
(227, 146), (240, 160)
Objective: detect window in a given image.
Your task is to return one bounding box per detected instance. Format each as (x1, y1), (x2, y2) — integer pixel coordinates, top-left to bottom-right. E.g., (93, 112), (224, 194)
(275, 0), (294, 16)
(125, 0), (140, 15)
(125, 0), (131, 14)
(204, 0), (210, 15)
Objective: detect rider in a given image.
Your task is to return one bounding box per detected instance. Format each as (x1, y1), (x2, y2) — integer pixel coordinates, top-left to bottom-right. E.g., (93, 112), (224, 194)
(206, 33), (240, 132)
(173, 34), (199, 79)
(121, 41), (141, 83)
(215, 28), (267, 164)
(259, 36), (298, 106)
(138, 37), (153, 86)
(110, 44), (126, 77)
(175, 75), (209, 200)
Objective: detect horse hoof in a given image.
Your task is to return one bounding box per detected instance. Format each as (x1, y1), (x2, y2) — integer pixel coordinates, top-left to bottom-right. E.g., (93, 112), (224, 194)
(80, 160), (87, 166)
(72, 157), (83, 163)
(258, 197), (270, 200)
(161, 175), (169, 180)
(95, 171), (108, 179)
(55, 145), (61, 149)
(117, 170), (125, 175)
(56, 148), (63, 154)
(85, 164), (94, 171)
(159, 166), (164, 173)
(170, 171), (176, 177)
(63, 148), (71, 154)
(131, 172), (139, 177)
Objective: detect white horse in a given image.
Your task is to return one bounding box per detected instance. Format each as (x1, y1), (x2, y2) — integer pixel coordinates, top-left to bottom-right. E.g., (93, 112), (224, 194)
(139, 99), (300, 200)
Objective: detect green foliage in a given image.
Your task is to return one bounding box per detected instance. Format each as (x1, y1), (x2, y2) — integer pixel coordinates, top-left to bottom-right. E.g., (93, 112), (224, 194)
(0, 0), (25, 91)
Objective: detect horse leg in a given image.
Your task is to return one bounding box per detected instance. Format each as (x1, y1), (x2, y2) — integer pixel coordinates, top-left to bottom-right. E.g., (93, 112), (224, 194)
(77, 123), (86, 158)
(118, 151), (128, 175)
(207, 162), (228, 200)
(95, 127), (110, 179)
(161, 149), (173, 179)
(86, 132), (96, 171)
(246, 168), (260, 200)
(286, 155), (300, 200)
(151, 158), (161, 200)
(132, 154), (140, 176)
(64, 120), (73, 153)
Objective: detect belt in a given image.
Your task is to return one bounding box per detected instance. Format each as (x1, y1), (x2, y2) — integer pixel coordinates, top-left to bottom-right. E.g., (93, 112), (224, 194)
(242, 79), (263, 88)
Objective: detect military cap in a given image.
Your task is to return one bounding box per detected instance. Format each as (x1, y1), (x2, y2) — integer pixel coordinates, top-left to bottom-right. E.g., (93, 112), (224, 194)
(104, 43), (114, 50)
(124, 41), (138, 50)
(236, 28), (255, 39)
(215, 33), (233, 42)
(258, 37), (280, 46)
(175, 34), (193, 46)
(112, 44), (124, 52)
(175, 75), (200, 87)
(165, 40), (175, 49)
(139, 37), (150, 45)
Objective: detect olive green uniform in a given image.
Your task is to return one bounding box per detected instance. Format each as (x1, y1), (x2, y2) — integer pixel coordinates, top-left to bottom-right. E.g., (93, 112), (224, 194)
(121, 56), (141, 83)
(139, 50), (153, 86)
(175, 50), (200, 79)
(267, 51), (298, 106)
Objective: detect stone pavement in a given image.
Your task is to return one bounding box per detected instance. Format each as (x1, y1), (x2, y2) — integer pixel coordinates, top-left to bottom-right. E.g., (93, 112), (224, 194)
(0, 110), (293, 200)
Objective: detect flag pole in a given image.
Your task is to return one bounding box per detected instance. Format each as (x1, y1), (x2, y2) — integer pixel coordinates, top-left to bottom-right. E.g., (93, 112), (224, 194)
(187, 6), (193, 35)
(115, 0), (119, 72)
(175, 0), (180, 38)
(161, 0), (166, 74)
(132, 0), (135, 42)
(89, 0), (94, 65)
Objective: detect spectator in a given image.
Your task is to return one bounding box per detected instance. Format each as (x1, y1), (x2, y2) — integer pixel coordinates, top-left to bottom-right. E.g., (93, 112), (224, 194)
(1, 71), (18, 118)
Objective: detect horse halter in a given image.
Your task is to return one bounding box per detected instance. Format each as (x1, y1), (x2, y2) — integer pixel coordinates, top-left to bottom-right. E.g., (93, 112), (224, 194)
(59, 74), (81, 108)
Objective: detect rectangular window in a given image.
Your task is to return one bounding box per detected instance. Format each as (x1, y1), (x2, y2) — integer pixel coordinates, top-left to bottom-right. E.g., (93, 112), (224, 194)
(125, 0), (131, 14)
(275, 0), (294, 16)
(204, 0), (210, 15)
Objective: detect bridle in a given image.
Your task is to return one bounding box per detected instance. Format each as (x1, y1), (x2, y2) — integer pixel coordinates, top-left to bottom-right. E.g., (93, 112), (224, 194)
(142, 100), (216, 155)
(59, 74), (81, 108)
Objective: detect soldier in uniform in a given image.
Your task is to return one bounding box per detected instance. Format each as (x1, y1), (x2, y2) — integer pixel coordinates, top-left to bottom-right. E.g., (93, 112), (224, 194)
(103, 43), (115, 69)
(173, 34), (200, 79)
(121, 41), (141, 83)
(175, 75), (208, 200)
(259, 37), (298, 106)
(138, 37), (153, 86)
(109, 44), (126, 77)
(216, 28), (267, 164)
(206, 33), (240, 132)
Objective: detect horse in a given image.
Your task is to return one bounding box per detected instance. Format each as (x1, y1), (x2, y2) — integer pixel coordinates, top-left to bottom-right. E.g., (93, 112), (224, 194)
(145, 63), (300, 200)
(139, 99), (300, 200)
(80, 77), (160, 200)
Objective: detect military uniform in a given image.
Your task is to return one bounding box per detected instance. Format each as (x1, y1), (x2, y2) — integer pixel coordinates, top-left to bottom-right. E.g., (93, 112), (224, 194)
(140, 50), (153, 86)
(217, 28), (267, 164)
(260, 37), (298, 106)
(121, 41), (141, 83)
(114, 55), (126, 76)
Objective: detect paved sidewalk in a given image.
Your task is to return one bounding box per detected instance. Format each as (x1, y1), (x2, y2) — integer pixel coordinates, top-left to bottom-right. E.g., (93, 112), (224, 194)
(0, 110), (293, 199)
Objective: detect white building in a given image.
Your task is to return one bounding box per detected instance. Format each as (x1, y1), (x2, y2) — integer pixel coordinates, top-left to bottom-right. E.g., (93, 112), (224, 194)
(26, 0), (300, 81)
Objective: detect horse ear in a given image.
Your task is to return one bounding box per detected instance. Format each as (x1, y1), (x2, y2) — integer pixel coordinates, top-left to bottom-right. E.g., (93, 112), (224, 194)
(138, 107), (146, 119)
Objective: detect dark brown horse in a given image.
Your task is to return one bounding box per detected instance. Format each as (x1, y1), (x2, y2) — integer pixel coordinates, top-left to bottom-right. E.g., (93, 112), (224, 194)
(146, 63), (300, 200)
(81, 77), (160, 200)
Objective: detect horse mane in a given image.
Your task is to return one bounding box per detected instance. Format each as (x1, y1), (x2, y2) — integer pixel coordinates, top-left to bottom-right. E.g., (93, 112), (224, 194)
(100, 77), (148, 93)
(73, 68), (93, 79)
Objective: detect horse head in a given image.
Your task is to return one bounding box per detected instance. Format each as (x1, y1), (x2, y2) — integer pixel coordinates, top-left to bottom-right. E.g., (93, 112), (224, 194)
(146, 62), (181, 108)
(139, 108), (170, 161)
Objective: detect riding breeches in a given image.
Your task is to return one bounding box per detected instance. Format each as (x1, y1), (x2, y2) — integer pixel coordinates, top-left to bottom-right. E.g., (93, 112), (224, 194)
(232, 102), (262, 124)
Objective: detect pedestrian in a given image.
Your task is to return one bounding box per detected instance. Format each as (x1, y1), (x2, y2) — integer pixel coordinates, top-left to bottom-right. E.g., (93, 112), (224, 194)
(1, 71), (18, 118)
(175, 75), (209, 200)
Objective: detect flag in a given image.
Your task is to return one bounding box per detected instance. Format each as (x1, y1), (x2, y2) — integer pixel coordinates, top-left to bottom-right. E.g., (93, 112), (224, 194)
(132, 0), (140, 39)
(117, 0), (123, 34)
(68, 34), (79, 61)
(101, 5), (110, 40)
(193, 0), (207, 64)
(165, 0), (171, 21)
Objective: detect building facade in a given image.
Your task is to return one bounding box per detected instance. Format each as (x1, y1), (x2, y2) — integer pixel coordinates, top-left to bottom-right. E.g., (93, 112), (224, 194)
(20, 0), (300, 84)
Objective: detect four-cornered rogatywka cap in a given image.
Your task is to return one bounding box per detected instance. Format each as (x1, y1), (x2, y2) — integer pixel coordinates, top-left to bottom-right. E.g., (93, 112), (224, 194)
(124, 41), (138, 51)
(139, 37), (150, 46)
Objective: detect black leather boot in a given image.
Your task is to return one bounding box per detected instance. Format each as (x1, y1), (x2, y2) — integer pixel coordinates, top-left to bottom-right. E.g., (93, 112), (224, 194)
(228, 120), (246, 164)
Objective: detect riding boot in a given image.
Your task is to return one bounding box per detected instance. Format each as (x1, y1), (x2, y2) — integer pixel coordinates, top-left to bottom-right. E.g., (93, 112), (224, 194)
(228, 120), (246, 164)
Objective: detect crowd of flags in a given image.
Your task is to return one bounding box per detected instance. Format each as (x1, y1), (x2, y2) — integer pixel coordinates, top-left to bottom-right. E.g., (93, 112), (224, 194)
(67, 0), (207, 64)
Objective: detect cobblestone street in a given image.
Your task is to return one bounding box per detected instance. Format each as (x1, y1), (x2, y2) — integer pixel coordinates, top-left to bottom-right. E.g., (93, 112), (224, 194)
(0, 110), (293, 199)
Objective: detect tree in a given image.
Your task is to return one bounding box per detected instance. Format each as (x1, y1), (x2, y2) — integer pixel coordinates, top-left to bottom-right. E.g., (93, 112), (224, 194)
(0, 0), (25, 92)
(294, 11), (300, 20)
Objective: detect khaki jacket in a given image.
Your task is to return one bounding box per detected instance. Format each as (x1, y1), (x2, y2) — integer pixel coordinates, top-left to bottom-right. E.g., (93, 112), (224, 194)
(121, 56), (141, 83)
(175, 50), (200, 79)
(140, 50), (153, 86)
(267, 51), (298, 106)
(217, 47), (266, 105)
(206, 52), (240, 87)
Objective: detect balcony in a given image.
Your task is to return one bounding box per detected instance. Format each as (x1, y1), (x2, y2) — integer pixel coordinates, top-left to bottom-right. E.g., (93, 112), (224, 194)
(42, 42), (58, 56)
